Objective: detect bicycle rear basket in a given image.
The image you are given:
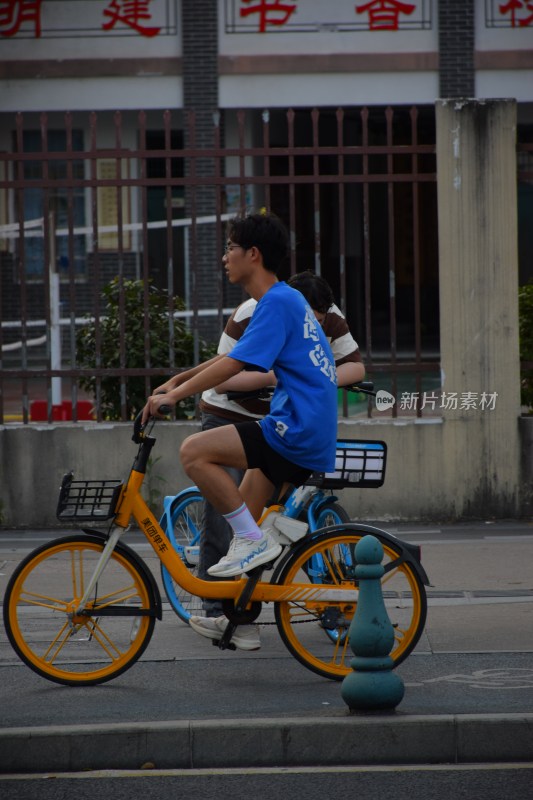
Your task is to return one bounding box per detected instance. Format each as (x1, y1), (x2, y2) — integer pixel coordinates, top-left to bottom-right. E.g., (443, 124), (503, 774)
(56, 472), (124, 520)
(305, 440), (387, 489)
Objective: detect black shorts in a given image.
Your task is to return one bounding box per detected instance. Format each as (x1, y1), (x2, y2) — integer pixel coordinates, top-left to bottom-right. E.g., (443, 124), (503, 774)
(234, 420), (312, 488)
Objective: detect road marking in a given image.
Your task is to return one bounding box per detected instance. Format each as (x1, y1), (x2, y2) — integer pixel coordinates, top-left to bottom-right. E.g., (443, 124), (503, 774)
(404, 667), (533, 689)
(2, 763), (533, 780)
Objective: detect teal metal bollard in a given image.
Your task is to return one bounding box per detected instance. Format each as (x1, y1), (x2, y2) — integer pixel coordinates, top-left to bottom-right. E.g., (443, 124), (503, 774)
(341, 534), (405, 711)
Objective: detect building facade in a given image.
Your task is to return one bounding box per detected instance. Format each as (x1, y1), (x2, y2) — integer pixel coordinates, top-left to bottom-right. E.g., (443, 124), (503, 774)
(0, 1), (532, 408)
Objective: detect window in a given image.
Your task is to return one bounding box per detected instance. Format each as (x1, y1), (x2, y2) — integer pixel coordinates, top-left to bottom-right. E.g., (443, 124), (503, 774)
(15, 129), (85, 277)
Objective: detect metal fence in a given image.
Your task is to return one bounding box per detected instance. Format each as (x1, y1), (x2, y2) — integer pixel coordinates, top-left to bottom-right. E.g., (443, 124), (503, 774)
(0, 104), (447, 422)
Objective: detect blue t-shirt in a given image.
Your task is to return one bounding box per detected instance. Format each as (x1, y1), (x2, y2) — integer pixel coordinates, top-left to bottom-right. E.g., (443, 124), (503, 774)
(228, 282), (338, 472)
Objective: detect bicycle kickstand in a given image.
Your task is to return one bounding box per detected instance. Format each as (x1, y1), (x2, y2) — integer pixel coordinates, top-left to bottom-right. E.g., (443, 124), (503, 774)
(215, 621), (238, 651)
(215, 565), (264, 651)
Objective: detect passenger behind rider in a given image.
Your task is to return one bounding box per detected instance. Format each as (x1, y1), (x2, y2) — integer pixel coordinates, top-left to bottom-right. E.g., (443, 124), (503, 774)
(196, 270), (365, 622)
(142, 212), (355, 651)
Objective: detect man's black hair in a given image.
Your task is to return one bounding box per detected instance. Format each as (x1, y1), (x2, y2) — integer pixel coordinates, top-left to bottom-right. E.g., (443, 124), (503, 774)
(227, 211), (289, 273)
(287, 270), (335, 314)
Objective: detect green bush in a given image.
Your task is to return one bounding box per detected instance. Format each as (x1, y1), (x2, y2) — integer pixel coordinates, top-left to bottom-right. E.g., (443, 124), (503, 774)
(519, 282), (533, 413)
(76, 277), (216, 420)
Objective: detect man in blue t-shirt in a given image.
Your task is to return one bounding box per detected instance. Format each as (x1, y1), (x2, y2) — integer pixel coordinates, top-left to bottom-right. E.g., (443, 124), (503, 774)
(142, 211), (337, 650)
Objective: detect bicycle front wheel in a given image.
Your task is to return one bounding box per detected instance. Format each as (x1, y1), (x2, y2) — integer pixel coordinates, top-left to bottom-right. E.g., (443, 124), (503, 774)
(160, 489), (204, 622)
(3, 535), (157, 686)
(304, 501), (353, 645)
(311, 500), (350, 528)
(274, 527), (427, 681)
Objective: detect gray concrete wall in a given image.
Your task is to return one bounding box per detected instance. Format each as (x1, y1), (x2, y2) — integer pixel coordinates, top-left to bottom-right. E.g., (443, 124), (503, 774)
(1, 413), (528, 528)
(0, 99), (528, 528)
(0, 418), (447, 528)
(0, 421), (198, 529)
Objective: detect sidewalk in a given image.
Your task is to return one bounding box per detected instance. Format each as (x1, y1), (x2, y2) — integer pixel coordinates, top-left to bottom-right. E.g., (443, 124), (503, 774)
(1, 521), (533, 771)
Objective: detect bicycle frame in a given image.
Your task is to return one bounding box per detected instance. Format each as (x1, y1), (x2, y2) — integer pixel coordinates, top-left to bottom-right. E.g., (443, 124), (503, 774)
(74, 435), (363, 615)
(281, 483), (329, 519)
(283, 484), (343, 530)
(161, 483), (339, 550)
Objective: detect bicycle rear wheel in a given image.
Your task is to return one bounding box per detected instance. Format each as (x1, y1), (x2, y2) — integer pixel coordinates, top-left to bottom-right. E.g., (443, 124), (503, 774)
(160, 489), (204, 622)
(3, 535), (158, 686)
(273, 527), (427, 681)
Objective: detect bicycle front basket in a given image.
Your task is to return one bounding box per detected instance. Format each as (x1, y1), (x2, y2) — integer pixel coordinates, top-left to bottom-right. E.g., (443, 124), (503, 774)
(56, 472), (124, 520)
(305, 440), (387, 489)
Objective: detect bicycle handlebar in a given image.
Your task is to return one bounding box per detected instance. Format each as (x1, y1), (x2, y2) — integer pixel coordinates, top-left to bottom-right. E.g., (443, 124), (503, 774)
(132, 402), (172, 444)
(226, 380), (376, 402)
(344, 381), (376, 397)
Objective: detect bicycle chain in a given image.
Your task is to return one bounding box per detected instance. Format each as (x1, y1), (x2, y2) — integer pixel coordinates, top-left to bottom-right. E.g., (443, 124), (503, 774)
(254, 602), (350, 629)
(255, 602), (322, 626)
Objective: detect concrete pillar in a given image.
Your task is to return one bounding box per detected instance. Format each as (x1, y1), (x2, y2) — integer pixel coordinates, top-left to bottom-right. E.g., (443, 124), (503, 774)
(436, 99), (521, 517)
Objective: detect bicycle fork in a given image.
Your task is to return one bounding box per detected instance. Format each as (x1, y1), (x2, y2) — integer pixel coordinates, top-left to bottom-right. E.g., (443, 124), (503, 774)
(72, 525), (127, 616)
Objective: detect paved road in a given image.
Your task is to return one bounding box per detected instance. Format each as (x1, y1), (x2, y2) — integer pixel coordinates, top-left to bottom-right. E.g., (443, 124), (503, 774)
(3, 764), (533, 800)
(1, 520), (532, 773)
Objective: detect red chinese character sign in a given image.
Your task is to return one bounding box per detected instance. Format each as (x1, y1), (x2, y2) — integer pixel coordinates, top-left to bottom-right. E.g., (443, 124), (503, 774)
(0, 0), (177, 40)
(225, 0), (431, 33)
(0, 0), (42, 38)
(355, 1), (416, 31)
(239, 0), (297, 33)
(486, 0), (533, 26)
(102, 0), (161, 37)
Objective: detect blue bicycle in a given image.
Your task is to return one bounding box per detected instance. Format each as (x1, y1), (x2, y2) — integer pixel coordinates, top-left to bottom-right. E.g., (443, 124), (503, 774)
(160, 477), (356, 623)
(160, 383), (395, 625)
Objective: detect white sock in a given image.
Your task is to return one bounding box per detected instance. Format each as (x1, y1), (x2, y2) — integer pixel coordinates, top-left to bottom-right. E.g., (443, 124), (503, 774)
(223, 503), (262, 541)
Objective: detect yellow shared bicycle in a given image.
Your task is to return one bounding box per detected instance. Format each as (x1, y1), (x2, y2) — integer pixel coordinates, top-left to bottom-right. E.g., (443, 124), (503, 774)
(3, 412), (429, 686)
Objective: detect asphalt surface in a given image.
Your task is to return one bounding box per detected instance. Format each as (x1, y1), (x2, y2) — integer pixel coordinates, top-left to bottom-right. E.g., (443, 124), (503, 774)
(1, 520), (533, 772)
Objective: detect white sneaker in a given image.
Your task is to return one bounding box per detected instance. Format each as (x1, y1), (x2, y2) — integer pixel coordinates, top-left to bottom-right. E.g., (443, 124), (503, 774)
(207, 532), (282, 578)
(189, 615), (261, 651)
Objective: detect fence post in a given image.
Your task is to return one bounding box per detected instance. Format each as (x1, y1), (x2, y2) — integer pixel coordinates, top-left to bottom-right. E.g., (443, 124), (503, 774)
(49, 211), (62, 409)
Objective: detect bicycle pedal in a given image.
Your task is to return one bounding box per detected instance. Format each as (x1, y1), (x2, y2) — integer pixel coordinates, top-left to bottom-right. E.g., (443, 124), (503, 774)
(212, 638), (236, 652)
(243, 565), (265, 577)
(253, 560), (275, 572)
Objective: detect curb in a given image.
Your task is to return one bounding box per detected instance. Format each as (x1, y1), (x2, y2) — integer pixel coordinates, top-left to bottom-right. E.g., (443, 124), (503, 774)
(1, 714), (533, 773)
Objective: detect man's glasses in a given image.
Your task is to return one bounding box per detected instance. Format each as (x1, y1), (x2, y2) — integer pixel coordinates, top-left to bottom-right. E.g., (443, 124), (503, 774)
(224, 243), (244, 255)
